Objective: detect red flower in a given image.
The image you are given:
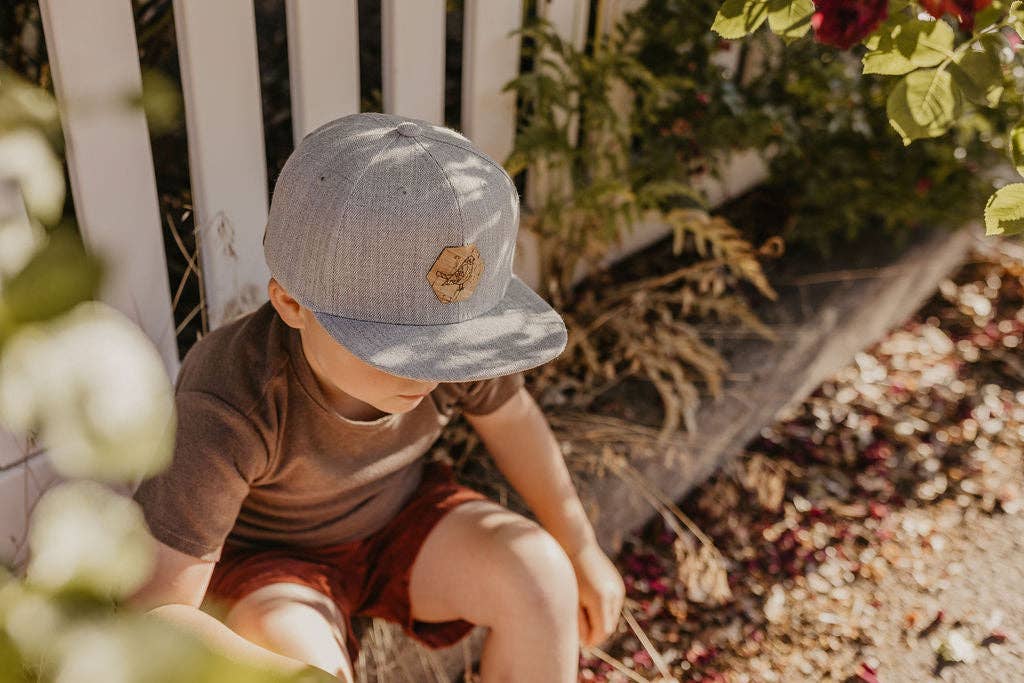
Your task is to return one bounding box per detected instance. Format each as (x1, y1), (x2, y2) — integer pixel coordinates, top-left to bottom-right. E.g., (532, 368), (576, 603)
(919, 0), (993, 32)
(632, 650), (654, 668)
(855, 661), (881, 683)
(811, 0), (889, 49)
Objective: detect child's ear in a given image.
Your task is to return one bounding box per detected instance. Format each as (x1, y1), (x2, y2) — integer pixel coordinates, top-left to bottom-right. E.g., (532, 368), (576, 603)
(268, 277), (306, 330)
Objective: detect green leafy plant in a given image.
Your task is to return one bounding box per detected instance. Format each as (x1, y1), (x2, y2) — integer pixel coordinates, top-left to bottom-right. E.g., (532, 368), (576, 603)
(617, 0), (999, 256)
(711, 0), (1024, 237)
(504, 13), (696, 306)
(503, 12), (779, 436)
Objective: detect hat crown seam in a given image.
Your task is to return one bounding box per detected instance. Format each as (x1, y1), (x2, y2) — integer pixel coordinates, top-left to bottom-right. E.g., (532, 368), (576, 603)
(412, 136), (466, 243)
(310, 131), (404, 309)
(413, 136), (472, 315)
(415, 130), (516, 188)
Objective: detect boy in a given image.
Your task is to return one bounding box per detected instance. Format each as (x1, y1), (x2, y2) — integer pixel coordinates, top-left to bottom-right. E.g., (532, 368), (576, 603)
(126, 112), (625, 682)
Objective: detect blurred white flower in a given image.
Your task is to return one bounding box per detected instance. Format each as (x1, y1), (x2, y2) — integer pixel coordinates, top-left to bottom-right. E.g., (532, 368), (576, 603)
(2, 573), (297, 683)
(0, 128), (65, 226)
(26, 479), (155, 599)
(2, 583), (65, 662)
(0, 176), (46, 283)
(54, 620), (132, 683)
(51, 615), (209, 683)
(935, 627), (979, 664)
(51, 613), (289, 683)
(0, 300), (175, 481)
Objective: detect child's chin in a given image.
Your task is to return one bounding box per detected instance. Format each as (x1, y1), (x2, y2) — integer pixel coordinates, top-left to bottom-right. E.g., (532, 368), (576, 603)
(387, 394), (426, 412)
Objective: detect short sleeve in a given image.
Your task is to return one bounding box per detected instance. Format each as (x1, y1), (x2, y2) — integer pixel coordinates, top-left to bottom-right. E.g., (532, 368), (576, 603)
(131, 390), (268, 562)
(459, 371), (525, 416)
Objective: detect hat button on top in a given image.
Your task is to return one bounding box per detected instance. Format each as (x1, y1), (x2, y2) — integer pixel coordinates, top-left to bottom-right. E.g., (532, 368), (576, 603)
(396, 121), (421, 137)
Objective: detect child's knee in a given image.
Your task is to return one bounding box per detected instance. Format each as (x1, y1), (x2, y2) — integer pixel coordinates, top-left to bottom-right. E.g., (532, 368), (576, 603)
(490, 526), (578, 622)
(223, 582), (351, 677)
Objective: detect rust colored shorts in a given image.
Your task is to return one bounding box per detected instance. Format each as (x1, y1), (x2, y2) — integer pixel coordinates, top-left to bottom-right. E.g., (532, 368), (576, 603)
(205, 459), (489, 665)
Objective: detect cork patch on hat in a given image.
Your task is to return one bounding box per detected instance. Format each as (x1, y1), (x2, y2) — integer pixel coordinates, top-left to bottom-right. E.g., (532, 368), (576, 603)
(427, 244), (485, 304)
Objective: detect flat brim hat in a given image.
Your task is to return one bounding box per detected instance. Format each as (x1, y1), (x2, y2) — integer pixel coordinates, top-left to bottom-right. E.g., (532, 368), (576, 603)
(263, 112), (568, 382)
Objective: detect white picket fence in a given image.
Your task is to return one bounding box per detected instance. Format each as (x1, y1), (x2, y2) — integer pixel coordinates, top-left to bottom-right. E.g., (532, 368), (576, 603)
(0, 0), (766, 570)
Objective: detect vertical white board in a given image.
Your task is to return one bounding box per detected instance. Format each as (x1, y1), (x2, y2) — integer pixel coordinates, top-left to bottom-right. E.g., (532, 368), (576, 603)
(460, 0), (523, 164)
(461, 0), (528, 282)
(381, 0), (446, 123)
(37, 0), (180, 380)
(285, 0), (362, 145)
(172, 0), (271, 329)
(518, 0), (591, 289)
(533, 0), (589, 146)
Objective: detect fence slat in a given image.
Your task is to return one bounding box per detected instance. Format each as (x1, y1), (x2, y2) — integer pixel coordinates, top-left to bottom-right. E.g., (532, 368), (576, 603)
(534, 0), (590, 146)
(461, 0), (530, 284)
(285, 0), (361, 145)
(518, 0), (591, 289)
(172, 0), (271, 329)
(37, 0), (179, 379)
(460, 0), (523, 164)
(381, 0), (446, 123)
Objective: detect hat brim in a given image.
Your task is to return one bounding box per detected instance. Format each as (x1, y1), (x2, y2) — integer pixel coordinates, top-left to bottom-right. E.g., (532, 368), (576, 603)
(310, 275), (568, 382)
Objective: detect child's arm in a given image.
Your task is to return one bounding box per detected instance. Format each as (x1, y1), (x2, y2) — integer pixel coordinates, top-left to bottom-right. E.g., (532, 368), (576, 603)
(125, 539), (326, 679)
(463, 386), (626, 648)
(148, 602), (318, 675)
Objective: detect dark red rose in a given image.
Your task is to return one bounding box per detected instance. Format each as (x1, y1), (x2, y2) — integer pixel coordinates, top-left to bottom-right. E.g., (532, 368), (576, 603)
(920, 0), (993, 32)
(811, 0), (889, 49)
(855, 661), (881, 683)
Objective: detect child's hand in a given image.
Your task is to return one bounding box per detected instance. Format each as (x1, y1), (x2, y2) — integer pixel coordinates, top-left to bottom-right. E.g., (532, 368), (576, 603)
(567, 541), (625, 648)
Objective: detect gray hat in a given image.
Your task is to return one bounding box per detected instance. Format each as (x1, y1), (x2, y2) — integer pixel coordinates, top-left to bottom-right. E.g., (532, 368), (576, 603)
(263, 112), (568, 382)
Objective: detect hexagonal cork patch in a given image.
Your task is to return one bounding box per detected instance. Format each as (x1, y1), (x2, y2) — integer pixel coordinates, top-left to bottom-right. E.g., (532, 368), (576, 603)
(426, 244), (485, 304)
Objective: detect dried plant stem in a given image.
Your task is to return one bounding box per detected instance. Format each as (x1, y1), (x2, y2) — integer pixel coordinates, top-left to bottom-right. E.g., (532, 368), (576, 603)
(612, 457), (716, 549)
(614, 260), (724, 302)
(165, 210), (197, 311)
(179, 208), (208, 335)
(462, 639), (474, 682)
(415, 647), (446, 683)
(174, 303), (203, 337)
(548, 412), (666, 441)
(583, 645), (652, 683)
(622, 604), (672, 681)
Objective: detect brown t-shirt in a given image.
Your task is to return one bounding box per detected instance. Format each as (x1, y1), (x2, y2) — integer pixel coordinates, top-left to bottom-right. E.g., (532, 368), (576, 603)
(131, 300), (523, 562)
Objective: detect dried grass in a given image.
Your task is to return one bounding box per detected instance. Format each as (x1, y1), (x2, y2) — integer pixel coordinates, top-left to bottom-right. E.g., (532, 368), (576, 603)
(530, 208), (782, 442)
(162, 196), (208, 342)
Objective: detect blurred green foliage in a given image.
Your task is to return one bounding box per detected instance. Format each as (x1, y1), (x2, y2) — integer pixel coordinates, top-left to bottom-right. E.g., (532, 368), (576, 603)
(704, 0), (1024, 240)
(0, 226), (104, 345)
(622, 0), (1004, 256)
